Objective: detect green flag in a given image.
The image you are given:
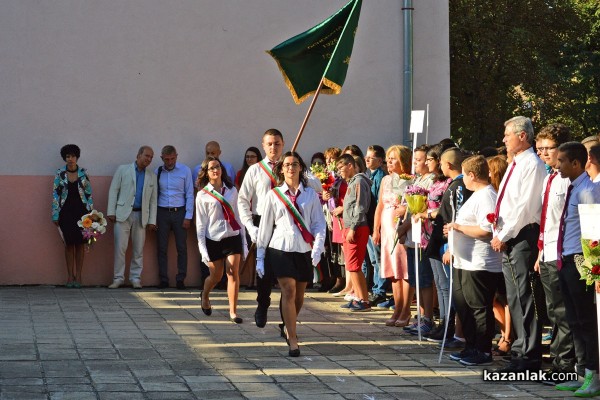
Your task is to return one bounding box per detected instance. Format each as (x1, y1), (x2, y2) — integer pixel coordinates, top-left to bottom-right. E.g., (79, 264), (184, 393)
(267, 0), (362, 104)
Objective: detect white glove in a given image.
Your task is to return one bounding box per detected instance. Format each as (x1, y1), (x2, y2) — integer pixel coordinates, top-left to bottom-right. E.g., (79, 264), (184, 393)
(311, 250), (321, 267)
(249, 225), (259, 243)
(256, 258), (265, 278)
(243, 245), (249, 260)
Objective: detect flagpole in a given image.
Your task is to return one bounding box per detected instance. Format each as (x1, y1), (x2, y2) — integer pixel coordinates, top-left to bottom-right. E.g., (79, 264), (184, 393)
(291, 79), (325, 152)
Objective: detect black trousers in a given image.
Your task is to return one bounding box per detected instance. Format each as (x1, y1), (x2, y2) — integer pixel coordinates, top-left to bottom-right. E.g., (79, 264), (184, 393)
(539, 259), (576, 371)
(502, 223), (542, 367)
(453, 268), (502, 353)
(254, 215), (274, 311)
(157, 207), (188, 283)
(558, 255), (599, 373)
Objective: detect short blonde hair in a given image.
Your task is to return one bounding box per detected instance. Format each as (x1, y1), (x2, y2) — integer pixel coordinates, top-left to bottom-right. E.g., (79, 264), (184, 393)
(462, 155), (489, 181)
(386, 145), (412, 174)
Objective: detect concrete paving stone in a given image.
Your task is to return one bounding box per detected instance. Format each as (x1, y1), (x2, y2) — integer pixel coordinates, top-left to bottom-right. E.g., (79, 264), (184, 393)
(130, 369), (176, 378)
(78, 349), (120, 360)
(46, 384), (94, 392)
(189, 390), (247, 400)
(0, 392), (49, 400)
(45, 377), (90, 385)
(90, 375), (137, 384)
(117, 348), (162, 360)
(182, 375), (229, 384)
(186, 382), (236, 391)
(0, 378), (44, 386)
(359, 375), (419, 387)
(145, 394), (198, 400)
(39, 351), (80, 361)
(269, 374), (319, 383)
(0, 362), (43, 378)
(293, 395), (346, 400)
(240, 391), (295, 400)
(279, 382), (338, 395)
(0, 386), (46, 394)
(139, 381), (190, 392)
(94, 383), (141, 392)
(49, 392), (98, 400)
(137, 375), (184, 383)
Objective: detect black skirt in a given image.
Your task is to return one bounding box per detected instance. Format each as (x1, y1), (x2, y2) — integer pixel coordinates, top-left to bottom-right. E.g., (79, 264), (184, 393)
(267, 248), (313, 283)
(206, 234), (243, 262)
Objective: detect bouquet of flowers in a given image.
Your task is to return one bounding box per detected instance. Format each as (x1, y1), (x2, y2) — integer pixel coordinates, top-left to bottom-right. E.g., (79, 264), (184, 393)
(404, 185), (429, 215)
(77, 210), (107, 249)
(575, 238), (600, 286)
(310, 162), (335, 192)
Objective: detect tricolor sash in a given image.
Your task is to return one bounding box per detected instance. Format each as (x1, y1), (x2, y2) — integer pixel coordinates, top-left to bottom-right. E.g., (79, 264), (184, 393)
(258, 160), (277, 189)
(272, 187), (314, 245)
(202, 186), (241, 231)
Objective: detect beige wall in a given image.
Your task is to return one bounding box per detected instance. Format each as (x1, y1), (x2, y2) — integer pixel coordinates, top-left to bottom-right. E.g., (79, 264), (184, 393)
(0, 0), (448, 285)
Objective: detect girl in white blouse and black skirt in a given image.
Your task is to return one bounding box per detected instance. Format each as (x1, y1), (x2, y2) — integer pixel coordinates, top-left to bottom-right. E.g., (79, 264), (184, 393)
(256, 151), (326, 357)
(196, 156), (246, 324)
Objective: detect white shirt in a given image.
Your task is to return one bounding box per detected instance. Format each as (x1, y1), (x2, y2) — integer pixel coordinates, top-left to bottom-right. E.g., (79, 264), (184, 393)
(195, 183), (245, 262)
(562, 172), (600, 256)
(237, 160), (277, 230)
(256, 183), (326, 259)
(495, 147), (547, 242)
(453, 185), (502, 272)
(539, 172), (570, 262)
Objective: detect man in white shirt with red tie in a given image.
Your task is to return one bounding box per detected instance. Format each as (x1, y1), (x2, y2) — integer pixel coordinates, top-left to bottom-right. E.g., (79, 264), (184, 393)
(533, 124), (576, 384)
(238, 129), (285, 328)
(553, 142), (600, 396)
(491, 116), (547, 373)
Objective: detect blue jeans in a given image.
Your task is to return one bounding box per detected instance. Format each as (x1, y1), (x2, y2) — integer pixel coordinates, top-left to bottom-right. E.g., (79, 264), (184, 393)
(430, 257), (450, 320)
(362, 236), (387, 296)
(406, 246), (433, 288)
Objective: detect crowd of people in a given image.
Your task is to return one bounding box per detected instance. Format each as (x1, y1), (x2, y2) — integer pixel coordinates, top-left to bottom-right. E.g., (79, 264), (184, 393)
(52, 118), (600, 395)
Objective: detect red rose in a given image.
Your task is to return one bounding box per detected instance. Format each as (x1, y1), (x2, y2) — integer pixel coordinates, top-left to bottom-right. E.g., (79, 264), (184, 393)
(590, 240), (599, 248)
(486, 213), (496, 224)
(592, 265), (600, 275)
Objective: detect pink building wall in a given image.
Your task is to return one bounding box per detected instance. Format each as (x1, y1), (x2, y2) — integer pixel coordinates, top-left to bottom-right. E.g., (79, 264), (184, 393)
(0, 175), (202, 286)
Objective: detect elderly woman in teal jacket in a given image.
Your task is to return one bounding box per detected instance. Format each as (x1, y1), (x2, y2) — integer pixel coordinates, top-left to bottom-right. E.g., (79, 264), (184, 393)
(52, 144), (94, 288)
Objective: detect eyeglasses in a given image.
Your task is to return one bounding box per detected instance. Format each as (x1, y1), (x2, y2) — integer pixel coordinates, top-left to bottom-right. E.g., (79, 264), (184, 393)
(245, 154), (258, 159)
(207, 165), (222, 171)
(425, 157), (436, 162)
(537, 146), (557, 152)
(282, 162), (300, 169)
(336, 163), (349, 172)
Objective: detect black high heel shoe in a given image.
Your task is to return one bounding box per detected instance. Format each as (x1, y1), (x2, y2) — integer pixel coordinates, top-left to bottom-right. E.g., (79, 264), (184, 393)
(200, 291), (212, 316)
(288, 345), (300, 357)
(278, 323), (286, 338)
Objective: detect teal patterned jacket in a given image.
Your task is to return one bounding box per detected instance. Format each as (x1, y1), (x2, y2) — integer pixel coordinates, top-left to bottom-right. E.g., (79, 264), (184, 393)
(52, 166), (94, 221)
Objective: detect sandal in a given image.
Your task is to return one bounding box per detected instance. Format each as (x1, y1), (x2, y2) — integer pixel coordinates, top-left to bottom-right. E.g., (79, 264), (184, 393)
(492, 336), (511, 356)
(385, 318), (398, 326)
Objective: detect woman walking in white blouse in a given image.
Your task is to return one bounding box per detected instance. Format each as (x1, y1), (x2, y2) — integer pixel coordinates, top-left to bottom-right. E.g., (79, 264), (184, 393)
(256, 151), (326, 357)
(196, 156), (246, 324)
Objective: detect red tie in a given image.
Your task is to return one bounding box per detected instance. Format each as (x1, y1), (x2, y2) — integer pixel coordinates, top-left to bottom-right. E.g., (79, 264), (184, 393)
(538, 172), (558, 250)
(494, 161), (516, 222)
(556, 184), (574, 270)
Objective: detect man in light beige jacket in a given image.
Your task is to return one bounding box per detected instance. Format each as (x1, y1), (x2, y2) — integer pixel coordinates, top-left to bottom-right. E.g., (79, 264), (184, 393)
(107, 146), (157, 289)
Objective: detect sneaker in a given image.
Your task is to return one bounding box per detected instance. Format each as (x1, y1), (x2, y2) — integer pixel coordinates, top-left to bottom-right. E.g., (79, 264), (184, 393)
(542, 367), (575, 385)
(459, 350), (493, 366)
(427, 323), (454, 343)
(130, 280), (142, 289)
(573, 369), (600, 397)
(332, 290), (348, 297)
(368, 293), (387, 306)
(403, 318), (419, 331)
(340, 300), (354, 309)
(377, 297), (395, 309)
(449, 347), (476, 362)
(349, 300), (372, 312)
(439, 337), (466, 350)
(108, 279), (123, 289)
(556, 379), (583, 392)
(408, 318), (434, 336)
(344, 292), (357, 302)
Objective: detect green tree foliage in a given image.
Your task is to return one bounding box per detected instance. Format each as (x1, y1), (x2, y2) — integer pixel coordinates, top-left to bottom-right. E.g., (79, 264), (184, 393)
(450, 0), (600, 150)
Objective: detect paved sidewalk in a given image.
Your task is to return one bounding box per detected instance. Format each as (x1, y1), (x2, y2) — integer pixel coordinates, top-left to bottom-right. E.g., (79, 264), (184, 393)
(0, 287), (565, 400)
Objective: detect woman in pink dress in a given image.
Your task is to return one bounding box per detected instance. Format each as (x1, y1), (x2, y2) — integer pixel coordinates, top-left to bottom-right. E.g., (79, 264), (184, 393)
(373, 145), (413, 326)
